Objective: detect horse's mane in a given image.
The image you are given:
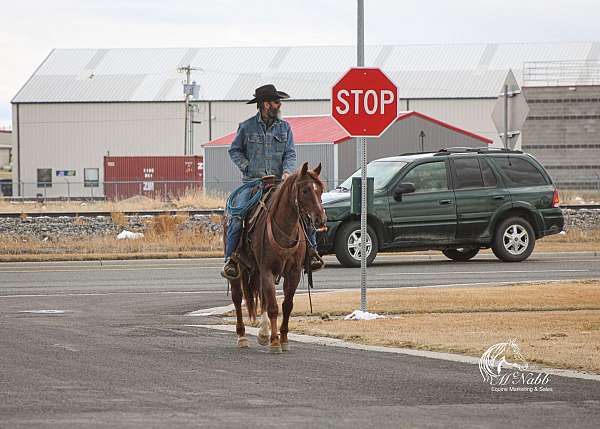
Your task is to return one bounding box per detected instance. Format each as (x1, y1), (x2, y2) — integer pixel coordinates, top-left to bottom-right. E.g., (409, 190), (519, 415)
(272, 169), (325, 207)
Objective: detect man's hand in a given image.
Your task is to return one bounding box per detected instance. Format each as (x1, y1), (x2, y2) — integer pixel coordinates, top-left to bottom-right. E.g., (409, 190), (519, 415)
(282, 172), (290, 181)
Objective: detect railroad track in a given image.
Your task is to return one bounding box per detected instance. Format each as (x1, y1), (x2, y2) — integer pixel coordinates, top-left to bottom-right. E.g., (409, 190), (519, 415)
(0, 209), (226, 219)
(0, 205), (598, 218)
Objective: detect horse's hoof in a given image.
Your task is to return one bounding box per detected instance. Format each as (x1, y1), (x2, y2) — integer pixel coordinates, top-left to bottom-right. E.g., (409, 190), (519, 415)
(257, 334), (270, 346)
(269, 345), (282, 354)
(237, 337), (249, 348)
(281, 342), (290, 352)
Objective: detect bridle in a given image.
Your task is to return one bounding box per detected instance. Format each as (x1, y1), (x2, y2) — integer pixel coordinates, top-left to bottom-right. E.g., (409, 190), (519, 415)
(265, 175), (322, 257)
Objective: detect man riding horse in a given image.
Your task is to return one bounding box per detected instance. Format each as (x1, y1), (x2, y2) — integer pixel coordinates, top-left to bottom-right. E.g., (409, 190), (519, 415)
(221, 84), (324, 280)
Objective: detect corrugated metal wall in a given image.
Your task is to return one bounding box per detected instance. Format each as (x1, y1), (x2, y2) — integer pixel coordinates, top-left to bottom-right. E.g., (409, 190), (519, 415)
(409, 99), (500, 146)
(204, 143), (335, 196)
(12, 98), (500, 197)
(337, 117), (488, 181)
(14, 102), (185, 197)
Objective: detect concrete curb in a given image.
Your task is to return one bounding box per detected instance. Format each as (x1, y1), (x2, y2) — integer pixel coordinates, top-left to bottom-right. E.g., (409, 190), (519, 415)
(187, 323), (600, 382)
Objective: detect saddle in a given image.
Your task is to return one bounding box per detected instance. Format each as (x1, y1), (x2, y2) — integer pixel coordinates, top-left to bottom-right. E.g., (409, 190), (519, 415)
(232, 176), (279, 273)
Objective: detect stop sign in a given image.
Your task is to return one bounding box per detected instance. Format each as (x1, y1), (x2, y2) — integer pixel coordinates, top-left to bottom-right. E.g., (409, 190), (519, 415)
(331, 68), (398, 137)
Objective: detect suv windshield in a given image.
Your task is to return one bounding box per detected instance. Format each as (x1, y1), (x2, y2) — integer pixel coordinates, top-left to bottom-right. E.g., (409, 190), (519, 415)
(338, 161), (408, 190)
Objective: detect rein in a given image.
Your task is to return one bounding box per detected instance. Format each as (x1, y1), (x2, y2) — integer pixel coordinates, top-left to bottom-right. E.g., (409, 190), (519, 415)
(264, 177), (314, 258)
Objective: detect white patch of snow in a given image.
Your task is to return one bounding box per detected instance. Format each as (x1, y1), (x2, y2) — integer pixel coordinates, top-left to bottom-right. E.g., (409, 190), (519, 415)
(344, 310), (384, 320)
(116, 230), (144, 240)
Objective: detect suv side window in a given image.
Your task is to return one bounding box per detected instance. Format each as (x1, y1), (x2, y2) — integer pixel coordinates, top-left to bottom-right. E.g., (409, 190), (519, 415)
(453, 158), (484, 189)
(493, 157), (548, 187)
(480, 158), (498, 188)
(402, 161), (448, 193)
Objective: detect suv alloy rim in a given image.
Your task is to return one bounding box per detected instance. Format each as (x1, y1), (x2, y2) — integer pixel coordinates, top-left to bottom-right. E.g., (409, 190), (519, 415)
(348, 230), (372, 260)
(503, 224), (529, 256)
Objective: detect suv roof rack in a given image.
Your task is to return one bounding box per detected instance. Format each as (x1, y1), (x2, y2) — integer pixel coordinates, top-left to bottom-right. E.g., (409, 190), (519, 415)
(433, 147), (523, 156)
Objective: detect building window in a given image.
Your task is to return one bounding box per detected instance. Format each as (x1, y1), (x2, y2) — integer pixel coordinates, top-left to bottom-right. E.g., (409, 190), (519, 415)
(84, 168), (100, 187)
(37, 168), (52, 188)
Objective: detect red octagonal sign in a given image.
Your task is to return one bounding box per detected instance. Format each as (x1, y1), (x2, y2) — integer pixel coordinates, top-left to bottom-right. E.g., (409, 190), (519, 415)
(332, 68), (398, 137)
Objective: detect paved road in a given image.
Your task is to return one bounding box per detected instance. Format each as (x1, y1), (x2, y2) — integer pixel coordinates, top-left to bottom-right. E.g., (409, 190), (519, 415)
(1, 252), (600, 427)
(1, 251), (599, 297)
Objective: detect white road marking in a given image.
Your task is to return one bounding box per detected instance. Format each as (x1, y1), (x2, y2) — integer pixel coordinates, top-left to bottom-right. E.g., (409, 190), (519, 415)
(0, 266), (220, 274)
(18, 309), (66, 314)
(189, 324), (600, 382)
(0, 290), (225, 298)
(373, 269), (590, 276)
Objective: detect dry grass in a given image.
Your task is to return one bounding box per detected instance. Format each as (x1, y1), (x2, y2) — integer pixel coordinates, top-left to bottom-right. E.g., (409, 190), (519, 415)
(291, 311), (600, 373)
(0, 190), (226, 213)
(289, 280), (600, 373)
(559, 189), (600, 205)
(0, 227), (223, 261)
(291, 280), (600, 316)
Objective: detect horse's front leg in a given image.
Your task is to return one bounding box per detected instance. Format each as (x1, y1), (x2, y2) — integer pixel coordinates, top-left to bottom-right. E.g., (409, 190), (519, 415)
(261, 270), (281, 353)
(230, 276), (248, 348)
(280, 271), (300, 352)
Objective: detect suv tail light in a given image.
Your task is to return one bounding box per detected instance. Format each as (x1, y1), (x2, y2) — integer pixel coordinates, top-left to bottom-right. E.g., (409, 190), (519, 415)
(552, 189), (560, 208)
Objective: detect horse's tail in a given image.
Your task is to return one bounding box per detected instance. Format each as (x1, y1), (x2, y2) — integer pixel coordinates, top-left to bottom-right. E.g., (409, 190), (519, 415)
(242, 273), (261, 323)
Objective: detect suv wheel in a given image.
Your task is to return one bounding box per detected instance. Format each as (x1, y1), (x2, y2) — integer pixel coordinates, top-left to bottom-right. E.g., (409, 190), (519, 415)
(492, 217), (536, 262)
(334, 220), (378, 268)
(442, 247), (480, 261)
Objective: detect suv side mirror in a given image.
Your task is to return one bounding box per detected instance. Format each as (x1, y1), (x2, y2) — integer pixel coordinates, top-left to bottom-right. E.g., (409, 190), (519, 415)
(393, 182), (416, 201)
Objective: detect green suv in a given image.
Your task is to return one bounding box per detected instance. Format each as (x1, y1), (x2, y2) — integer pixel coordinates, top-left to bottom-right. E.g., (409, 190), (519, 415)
(317, 147), (564, 267)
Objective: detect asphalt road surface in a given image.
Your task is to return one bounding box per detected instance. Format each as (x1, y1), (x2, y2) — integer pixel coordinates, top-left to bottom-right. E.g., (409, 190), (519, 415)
(1, 252), (600, 428)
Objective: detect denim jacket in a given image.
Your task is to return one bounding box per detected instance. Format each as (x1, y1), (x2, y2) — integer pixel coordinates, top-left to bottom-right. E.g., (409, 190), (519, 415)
(228, 112), (296, 182)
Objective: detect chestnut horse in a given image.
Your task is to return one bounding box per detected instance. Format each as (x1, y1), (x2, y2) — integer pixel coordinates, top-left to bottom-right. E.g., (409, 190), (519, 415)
(229, 162), (326, 353)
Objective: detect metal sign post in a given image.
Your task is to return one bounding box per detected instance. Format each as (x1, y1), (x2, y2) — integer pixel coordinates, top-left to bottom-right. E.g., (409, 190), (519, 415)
(492, 70), (530, 150)
(331, 67), (398, 313)
(359, 135), (367, 311)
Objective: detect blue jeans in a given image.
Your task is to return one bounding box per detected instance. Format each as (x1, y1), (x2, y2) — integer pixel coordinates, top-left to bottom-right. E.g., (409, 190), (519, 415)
(224, 187), (318, 260)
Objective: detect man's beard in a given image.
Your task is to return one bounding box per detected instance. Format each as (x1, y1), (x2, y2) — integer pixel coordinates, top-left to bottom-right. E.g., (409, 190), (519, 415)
(267, 105), (280, 120)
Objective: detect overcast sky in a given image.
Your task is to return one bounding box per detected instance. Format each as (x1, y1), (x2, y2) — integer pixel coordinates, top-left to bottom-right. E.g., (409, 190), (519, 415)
(1, 0), (599, 128)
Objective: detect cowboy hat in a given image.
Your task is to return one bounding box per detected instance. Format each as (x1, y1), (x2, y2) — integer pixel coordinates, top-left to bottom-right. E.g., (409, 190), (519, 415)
(246, 84), (290, 104)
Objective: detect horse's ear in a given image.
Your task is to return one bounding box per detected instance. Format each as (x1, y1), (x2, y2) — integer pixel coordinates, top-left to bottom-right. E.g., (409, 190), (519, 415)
(300, 162), (309, 176)
(313, 162), (322, 176)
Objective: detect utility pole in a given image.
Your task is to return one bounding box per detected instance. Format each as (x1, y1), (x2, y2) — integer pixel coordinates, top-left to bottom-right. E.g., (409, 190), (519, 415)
(178, 65), (200, 155)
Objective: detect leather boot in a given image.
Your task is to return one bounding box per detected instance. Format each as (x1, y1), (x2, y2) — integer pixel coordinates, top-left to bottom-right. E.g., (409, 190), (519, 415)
(221, 257), (240, 280)
(308, 248), (324, 272)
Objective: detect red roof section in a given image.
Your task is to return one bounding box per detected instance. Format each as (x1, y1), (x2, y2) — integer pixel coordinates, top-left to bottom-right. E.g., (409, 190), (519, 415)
(203, 112), (493, 146)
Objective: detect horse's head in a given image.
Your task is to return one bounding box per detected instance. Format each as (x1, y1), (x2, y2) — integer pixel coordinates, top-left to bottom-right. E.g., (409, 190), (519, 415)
(290, 162), (327, 228)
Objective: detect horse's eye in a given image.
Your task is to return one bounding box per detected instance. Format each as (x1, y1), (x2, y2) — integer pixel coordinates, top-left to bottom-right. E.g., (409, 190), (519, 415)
(302, 188), (309, 194)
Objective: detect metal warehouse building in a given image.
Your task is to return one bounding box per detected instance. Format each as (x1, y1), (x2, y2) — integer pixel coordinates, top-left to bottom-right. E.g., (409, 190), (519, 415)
(203, 112), (492, 194)
(10, 42), (600, 197)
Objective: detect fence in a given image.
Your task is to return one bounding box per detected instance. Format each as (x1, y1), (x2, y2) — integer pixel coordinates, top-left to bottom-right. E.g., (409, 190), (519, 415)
(3, 178), (339, 200)
(523, 60), (600, 87)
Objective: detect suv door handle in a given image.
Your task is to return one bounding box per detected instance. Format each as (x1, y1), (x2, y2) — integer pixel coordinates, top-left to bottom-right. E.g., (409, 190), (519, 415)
(492, 195), (505, 200)
(438, 199), (453, 205)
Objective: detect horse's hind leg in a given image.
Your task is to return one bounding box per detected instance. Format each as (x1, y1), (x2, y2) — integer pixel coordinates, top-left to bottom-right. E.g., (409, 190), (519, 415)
(230, 277), (248, 348)
(280, 271), (300, 352)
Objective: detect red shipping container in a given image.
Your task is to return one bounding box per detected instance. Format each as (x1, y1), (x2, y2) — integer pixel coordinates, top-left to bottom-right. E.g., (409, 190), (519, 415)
(103, 156), (203, 200)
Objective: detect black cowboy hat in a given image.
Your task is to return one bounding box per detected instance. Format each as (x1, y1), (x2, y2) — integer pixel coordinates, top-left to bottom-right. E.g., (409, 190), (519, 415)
(246, 84), (290, 104)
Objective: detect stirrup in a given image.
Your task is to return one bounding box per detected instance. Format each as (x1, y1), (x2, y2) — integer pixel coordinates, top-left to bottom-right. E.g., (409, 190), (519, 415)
(221, 260), (240, 280)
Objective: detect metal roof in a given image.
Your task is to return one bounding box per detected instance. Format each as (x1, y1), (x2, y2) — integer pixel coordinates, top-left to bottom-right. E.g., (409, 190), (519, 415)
(12, 42), (600, 103)
(203, 111), (492, 147)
